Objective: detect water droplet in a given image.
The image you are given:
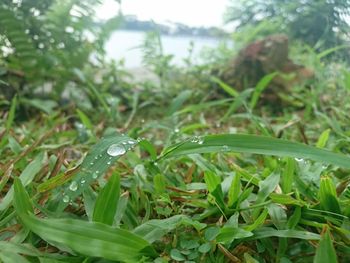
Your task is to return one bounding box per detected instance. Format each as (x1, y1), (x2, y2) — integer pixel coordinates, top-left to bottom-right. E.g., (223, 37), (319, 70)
(92, 171), (99, 179)
(90, 162), (94, 165)
(63, 195), (70, 203)
(107, 144), (126, 157)
(191, 136), (200, 143)
(107, 161), (111, 165)
(109, 156), (112, 160)
(222, 145), (229, 151)
(99, 154), (102, 157)
(198, 137), (204, 145)
(128, 140), (136, 144)
(69, 181), (78, 191)
(80, 179), (86, 184)
(153, 162), (158, 166)
(122, 141), (128, 145)
(295, 158), (304, 162)
(174, 128), (180, 133)
(141, 119), (145, 123)
(94, 156), (98, 160)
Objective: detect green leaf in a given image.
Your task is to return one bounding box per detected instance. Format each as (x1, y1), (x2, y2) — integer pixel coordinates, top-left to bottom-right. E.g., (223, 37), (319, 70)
(250, 72), (278, 109)
(282, 158), (295, 193)
(58, 133), (137, 210)
(170, 249), (186, 261)
(133, 215), (206, 243)
(316, 129), (331, 148)
(256, 173), (280, 203)
(13, 179), (157, 261)
(227, 173), (241, 207)
(6, 95), (17, 131)
(76, 109), (93, 130)
(318, 176), (341, 214)
(204, 171), (225, 208)
(211, 77), (239, 97)
(162, 134), (350, 169)
(245, 209), (268, 232)
(216, 227), (253, 244)
(92, 173), (120, 225)
(204, 227), (220, 241)
(0, 153), (44, 211)
(251, 227), (320, 240)
(314, 228), (338, 263)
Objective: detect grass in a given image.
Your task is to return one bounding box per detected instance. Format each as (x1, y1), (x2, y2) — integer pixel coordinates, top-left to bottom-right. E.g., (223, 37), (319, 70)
(1, 39), (350, 263)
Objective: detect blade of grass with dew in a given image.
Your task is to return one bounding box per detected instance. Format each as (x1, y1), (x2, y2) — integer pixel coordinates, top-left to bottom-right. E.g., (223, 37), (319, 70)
(161, 134), (350, 169)
(57, 132), (137, 210)
(92, 173), (120, 225)
(13, 178), (157, 261)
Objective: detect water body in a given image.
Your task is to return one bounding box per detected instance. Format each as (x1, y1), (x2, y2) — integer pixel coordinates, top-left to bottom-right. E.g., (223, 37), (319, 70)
(105, 30), (220, 68)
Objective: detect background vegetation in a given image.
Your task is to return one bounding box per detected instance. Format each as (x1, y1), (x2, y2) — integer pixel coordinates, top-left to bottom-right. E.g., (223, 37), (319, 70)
(1, 0), (350, 262)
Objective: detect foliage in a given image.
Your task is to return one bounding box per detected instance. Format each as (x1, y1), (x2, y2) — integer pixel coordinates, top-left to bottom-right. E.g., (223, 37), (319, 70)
(1, 0), (350, 262)
(0, 0), (125, 112)
(225, 0), (350, 51)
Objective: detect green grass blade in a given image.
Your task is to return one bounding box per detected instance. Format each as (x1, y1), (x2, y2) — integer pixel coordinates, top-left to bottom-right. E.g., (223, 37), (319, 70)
(6, 95), (17, 131)
(57, 133), (137, 209)
(13, 179), (157, 261)
(161, 134), (350, 169)
(211, 77), (239, 97)
(314, 228), (338, 263)
(92, 173), (120, 225)
(250, 72), (278, 110)
(319, 176), (341, 214)
(251, 227), (320, 240)
(0, 153), (44, 211)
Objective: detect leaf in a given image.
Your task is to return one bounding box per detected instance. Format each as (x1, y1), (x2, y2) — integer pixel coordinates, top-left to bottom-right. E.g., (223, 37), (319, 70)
(204, 171), (225, 208)
(166, 90), (192, 115)
(245, 209), (268, 232)
(318, 176), (341, 214)
(256, 173), (280, 203)
(13, 179), (157, 261)
(314, 228), (338, 263)
(250, 72), (278, 109)
(57, 133), (137, 210)
(282, 158), (295, 193)
(211, 77), (239, 97)
(316, 129), (331, 148)
(6, 95), (17, 131)
(20, 98), (58, 114)
(227, 173), (241, 207)
(0, 153), (44, 211)
(76, 109), (93, 130)
(92, 173), (120, 225)
(251, 227), (320, 240)
(216, 227), (253, 244)
(133, 215), (206, 243)
(161, 134), (350, 169)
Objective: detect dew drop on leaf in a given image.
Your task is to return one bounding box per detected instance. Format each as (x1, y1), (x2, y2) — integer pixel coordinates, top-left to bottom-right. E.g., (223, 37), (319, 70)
(107, 144), (126, 157)
(69, 181), (78, 191)
(63, 195), (70, 203)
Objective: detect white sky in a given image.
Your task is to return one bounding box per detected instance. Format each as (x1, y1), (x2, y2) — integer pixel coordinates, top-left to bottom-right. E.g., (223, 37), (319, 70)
(96, 0), (230, 27)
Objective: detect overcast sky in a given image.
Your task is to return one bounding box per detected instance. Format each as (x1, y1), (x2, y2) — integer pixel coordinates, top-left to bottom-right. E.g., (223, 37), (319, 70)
(96, 0), (230, 27)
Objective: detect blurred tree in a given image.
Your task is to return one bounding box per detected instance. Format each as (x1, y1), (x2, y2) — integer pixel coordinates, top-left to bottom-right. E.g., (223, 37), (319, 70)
(0, 0), (122, 103)
(225, 0), (350, 49)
